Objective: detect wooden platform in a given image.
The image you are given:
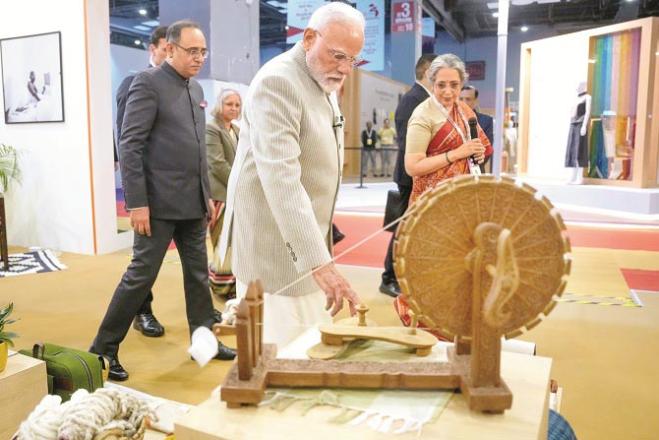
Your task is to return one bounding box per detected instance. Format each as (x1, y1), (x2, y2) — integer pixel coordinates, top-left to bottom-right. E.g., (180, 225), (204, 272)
(175, 350), (552, 440)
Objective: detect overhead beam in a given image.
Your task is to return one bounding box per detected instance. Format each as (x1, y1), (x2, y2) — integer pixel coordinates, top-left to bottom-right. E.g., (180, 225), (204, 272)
(423, 0), (465, 43)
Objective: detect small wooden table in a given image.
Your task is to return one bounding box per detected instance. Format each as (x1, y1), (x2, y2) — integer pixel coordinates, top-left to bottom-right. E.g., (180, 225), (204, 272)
(175, 350), (552, 440)
(0, 352), (47, 439)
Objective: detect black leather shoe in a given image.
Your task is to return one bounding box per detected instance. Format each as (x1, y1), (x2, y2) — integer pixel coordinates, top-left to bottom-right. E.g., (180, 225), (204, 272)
(106, 355), (129, 381)
(133, 313), (165, 337)
(379, 279), (401, 298)
(214, 342), (237, 361)
(213, 308), (223, 324)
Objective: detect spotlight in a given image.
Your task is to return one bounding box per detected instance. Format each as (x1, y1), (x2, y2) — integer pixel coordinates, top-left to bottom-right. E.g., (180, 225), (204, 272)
(139, 8), (147, 15)
(521, 26), (529, 32)
(493, 12), (499, 18)
(134, 39), (142, 46)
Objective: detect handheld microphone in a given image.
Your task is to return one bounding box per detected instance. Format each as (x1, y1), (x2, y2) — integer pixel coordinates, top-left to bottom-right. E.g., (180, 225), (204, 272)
(468, 118), (478, 140)
(467, 118), (481, 175)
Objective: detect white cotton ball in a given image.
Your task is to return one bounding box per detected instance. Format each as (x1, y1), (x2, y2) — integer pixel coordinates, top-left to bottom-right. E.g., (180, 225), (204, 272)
(15, 394), (64, 440)
(68, 389), (89, 403)
(222, 298), (241, 325)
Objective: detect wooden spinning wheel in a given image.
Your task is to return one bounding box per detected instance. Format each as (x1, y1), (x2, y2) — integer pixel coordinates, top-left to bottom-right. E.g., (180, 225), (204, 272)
(217, 175), (571, 413)
(395, 174), (571, 341)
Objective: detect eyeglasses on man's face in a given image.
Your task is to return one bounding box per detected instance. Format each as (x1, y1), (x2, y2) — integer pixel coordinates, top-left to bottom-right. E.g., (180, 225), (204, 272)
(172, 41), (209, 59)
(315, 31), (363, 67)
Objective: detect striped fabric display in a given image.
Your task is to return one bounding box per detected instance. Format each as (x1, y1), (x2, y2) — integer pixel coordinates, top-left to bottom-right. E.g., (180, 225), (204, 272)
(588, 27), (641, 176)
(590, 28), (641, 116)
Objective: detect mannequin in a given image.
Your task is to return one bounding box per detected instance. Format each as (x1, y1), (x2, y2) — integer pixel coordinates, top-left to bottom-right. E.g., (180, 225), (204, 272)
(564, 82), (591, 184)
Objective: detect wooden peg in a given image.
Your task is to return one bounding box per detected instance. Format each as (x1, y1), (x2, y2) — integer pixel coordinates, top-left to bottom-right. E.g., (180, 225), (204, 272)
(409, 310), (418, 335)
(356, 304), (369, 327)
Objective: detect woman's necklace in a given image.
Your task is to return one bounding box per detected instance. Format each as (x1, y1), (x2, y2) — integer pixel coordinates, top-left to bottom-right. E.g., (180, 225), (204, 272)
(430, 95), (472, 142)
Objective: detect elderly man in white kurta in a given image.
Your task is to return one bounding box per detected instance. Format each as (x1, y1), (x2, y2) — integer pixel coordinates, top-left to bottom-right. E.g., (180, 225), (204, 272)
(219, 3), (365, 348)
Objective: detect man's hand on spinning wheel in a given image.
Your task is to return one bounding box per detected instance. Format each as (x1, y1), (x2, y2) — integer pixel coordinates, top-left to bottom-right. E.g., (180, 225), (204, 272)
(312, 263), (360, 317)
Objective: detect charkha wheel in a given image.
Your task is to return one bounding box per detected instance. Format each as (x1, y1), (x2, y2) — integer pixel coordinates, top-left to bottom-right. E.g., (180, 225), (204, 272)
(394, 175), (571, 340)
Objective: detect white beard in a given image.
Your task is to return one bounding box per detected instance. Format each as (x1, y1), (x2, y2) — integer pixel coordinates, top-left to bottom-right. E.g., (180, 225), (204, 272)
(307, 55), (345, 94)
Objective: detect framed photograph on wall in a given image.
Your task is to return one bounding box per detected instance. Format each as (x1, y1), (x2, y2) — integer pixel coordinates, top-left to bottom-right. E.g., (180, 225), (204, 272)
(0, 31), (64, 124)
(465, 61), (486, 81)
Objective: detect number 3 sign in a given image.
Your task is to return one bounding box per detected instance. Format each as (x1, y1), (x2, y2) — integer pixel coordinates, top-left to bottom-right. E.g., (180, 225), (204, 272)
(391, 0), (416, 33)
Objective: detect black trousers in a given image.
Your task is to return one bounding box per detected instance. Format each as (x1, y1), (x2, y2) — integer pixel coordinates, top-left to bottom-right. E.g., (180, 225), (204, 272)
(91, 217), (214, 356)
(382, 184), (412, 283)
(136, 291), (154, 315)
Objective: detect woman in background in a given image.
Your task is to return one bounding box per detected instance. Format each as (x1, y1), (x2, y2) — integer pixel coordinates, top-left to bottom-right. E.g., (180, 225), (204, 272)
(395, 53), (492, 339)
(207, 89), (241, 298)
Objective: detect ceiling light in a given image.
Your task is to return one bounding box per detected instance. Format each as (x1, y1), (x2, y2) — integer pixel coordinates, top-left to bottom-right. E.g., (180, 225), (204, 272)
(521, 26), (529, 32)
(142, 20), (159, 27)
(134, 39), (142, 46)
(493, 12), (499, 17)
(138, 8), (147, 15)
(133, 25), (150, 31)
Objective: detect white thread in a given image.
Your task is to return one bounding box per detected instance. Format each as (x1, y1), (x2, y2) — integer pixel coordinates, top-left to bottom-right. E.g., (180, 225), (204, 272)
(393, 418), (416, 434)
(378, 415), (394, 433)
(348, 410), (373, 426)
(15, 388), (155, 440)
(272, 202), (422, 296)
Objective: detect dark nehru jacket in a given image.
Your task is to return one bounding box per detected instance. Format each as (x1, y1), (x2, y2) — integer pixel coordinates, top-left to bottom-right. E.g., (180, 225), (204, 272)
(92, 60), (215, 359)
(119, 61), (210, 220)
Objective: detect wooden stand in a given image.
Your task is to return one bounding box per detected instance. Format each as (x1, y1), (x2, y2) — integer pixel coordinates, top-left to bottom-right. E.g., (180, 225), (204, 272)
(179, 350), (551, 440)
(219, 279), (512, 413)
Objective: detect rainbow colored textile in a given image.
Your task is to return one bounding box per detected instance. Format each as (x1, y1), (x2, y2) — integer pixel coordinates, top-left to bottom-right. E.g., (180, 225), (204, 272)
(588, 28), (640, 175)
(588, 119), (608, 178)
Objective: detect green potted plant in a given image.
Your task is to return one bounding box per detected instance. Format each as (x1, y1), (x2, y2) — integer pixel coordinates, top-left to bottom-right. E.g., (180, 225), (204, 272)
(0, 302), (18, 372)
(0, 143), (21, 195)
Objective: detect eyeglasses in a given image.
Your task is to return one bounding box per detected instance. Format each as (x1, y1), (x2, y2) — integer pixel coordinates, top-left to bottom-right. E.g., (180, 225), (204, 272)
(315, 31), (363, 67)
(171, 42), (209, 59)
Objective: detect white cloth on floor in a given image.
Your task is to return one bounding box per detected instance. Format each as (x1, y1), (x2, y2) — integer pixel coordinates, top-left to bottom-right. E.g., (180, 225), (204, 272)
(236, 279), (332, 349)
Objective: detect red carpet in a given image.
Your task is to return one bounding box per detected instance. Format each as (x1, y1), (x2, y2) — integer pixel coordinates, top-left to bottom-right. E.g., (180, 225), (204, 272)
(118, 201), (659, 291)
(333, 212), (659, 291)
(565, 226), (659, 251)
(620, 269), (659, 291)
(334, 214), (391, 267)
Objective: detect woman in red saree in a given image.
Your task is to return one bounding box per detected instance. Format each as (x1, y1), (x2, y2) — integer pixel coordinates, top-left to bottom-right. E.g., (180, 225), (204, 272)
(393, 53), (492, 340)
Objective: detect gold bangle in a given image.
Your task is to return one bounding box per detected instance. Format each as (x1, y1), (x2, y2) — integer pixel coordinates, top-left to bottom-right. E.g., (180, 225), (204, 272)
(445, 151), (452, 165)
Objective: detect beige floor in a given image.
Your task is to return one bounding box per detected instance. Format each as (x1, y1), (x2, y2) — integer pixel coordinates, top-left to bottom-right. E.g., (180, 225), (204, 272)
(2, 245), (659, 439)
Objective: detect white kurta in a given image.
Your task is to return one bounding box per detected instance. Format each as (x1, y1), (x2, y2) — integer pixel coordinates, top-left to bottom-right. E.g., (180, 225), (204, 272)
(236, 280), (332, 349)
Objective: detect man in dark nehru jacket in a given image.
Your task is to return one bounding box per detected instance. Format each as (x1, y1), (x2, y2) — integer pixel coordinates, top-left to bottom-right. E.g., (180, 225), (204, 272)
(115, 25), (168, 338)
(91, 20), (235, 381)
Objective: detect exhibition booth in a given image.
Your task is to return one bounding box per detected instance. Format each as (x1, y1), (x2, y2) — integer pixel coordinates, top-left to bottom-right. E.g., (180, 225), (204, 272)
(1, 1), (658, 439)
(517, 17), (659, 215)
(0, 1), (128, 255)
